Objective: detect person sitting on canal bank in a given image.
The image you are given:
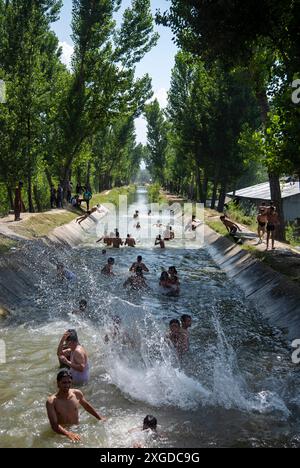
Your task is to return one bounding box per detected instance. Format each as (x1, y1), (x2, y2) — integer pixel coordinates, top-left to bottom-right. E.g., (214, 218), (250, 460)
(72, 299), (88, 316)
(101, 257), (115, 276)
(220, 216), (242, 236)
(57, 330), (90, 385)
(124, 266), (148, 291)
(46, 370), (106, 442)
(266, 207), (280, 251)
(14, 181), (25, 221)
(125, 234), (136, 248)
(155, 235), (165, 249)
(57, 264), (77, 282)
(130, 256), (149, 273)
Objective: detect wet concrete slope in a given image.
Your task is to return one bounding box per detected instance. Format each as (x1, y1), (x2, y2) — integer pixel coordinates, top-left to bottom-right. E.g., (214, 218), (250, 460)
(205, 225), (300, 341)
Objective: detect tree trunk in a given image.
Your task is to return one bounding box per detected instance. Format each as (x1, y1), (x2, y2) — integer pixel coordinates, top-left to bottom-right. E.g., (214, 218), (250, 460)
(201, 176), (208, 206)
(7, 186), (14, 211)
(195, 163), (203, 202)
(33, 186), (42, 212)
(211, 179), (219, 210)
(45, 168), (53, 188)
(254, 88), (285, 238)
(77, 167), (82, 186)
(86, 161), (91, 191)
(269, 173), (285, 241)
(217, 180), (227, 213)
(27, 174), (34, 213)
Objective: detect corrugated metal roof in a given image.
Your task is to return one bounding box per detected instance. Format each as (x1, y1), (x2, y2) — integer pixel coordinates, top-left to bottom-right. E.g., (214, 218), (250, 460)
(228, 181), (300, 200)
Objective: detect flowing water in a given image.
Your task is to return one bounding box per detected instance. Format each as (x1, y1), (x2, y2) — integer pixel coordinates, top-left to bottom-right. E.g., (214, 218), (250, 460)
(1, 187), (300, 448)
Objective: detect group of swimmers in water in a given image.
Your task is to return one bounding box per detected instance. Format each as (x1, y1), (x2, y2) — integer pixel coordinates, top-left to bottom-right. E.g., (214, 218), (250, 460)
(51, 248), (191, 444)
(47, 298), (166, 444)
(48, 205), (199, 444)
(99, 254), (181, 297)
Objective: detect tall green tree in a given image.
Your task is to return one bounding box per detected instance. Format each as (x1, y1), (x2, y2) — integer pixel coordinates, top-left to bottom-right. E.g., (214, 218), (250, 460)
(145, 99), (169, 185)
(0, 0), (63, 211)
(158, 0), (300, 238)
(57, 0), (157, 192)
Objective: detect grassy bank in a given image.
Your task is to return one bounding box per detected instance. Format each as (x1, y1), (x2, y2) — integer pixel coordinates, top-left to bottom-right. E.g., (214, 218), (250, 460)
(92, 185), (136, 207)
(10, 212), (78, 239)
(0, 234), (18, 254)
(9, 186), (137, 240)
(147, 184), (168, 204)
(243, 245), (300, 285)
(205, 219), (232, 238)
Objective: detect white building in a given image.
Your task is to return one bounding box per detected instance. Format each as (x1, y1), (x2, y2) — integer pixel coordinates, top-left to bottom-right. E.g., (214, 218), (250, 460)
(228, 181), (300, 222)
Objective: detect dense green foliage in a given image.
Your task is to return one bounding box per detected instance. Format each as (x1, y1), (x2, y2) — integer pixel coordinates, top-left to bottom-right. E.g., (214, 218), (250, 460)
(145, 53), (261, 212)
(0, 0), (158, 215)
(154, 0), (300, 239)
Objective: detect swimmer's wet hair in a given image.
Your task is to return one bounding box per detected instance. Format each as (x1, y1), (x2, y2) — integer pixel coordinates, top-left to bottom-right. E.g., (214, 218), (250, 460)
(143, 415), (157, 430)
(137, 256), (143, 262)
(108, 258), (115, 264)
(169, 319), (180, 327)
(67, 329), (78, 343)
(169, 266), (178, 274)
(181, 314), (192, 322)
(57, 369), (72, 382)
(160, 272), (169, 281)
(80, 299), (87, 307)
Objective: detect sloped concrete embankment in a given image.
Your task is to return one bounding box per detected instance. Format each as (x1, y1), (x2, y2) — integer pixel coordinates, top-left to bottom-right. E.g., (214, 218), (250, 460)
(47, 210), (107, 246)
(0, 243), (47, 313)
(0, 211), (107, 313)
(205, 225), (300, 341)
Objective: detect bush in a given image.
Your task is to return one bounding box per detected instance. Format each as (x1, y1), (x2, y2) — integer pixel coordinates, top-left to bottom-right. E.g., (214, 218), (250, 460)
(286, 222), (300, 247)
(226, 200), (257, 228)
(147, 183), (163, 203)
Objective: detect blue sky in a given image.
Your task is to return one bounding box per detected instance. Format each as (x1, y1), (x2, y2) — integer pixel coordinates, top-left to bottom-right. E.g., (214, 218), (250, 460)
(51, 0), (178, 144)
